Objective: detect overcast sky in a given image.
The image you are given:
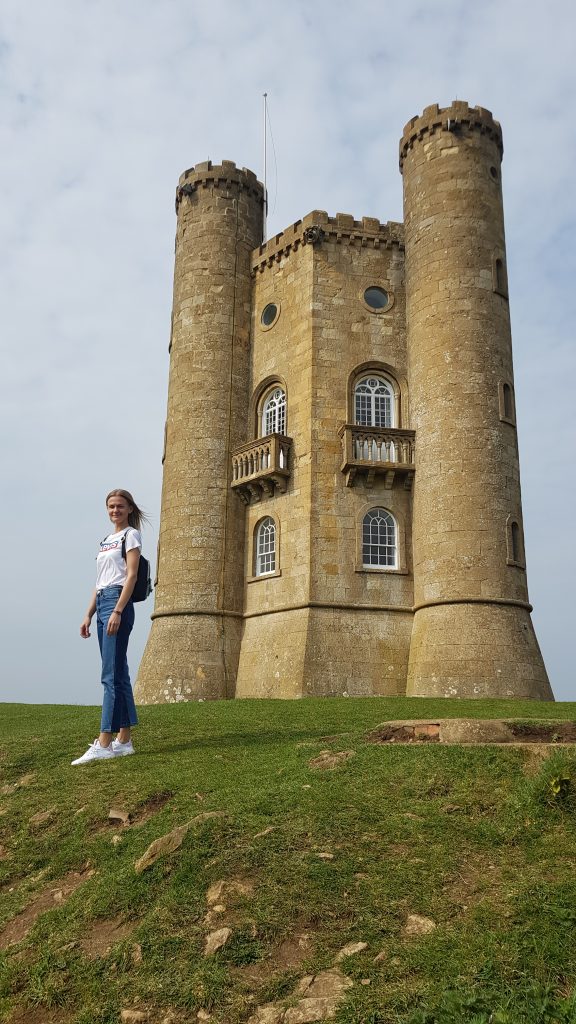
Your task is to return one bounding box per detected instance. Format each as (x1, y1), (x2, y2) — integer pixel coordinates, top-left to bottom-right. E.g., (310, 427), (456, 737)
(1, 0), (574, 707)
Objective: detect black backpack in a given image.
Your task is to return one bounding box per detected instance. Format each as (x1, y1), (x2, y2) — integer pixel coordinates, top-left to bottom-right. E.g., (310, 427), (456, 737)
(121, 532), (153, 602)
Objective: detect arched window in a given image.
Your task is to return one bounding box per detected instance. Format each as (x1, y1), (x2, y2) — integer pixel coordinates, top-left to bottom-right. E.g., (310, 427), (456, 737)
(262, 388), (286, 436)
(354, 377), (394, 428)
(362, 508), (397, 568)
(255, 517), (276, 576)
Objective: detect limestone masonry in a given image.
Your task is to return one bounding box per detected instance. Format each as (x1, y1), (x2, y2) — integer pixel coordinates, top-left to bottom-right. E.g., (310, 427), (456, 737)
(135, 101), (553, 703)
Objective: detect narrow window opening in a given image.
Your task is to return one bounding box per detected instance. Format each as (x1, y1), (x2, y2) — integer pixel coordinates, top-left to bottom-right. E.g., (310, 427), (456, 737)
(494, 256), (508, 297)
(503, 383), (514, 420)
(511, 521), (521, 563)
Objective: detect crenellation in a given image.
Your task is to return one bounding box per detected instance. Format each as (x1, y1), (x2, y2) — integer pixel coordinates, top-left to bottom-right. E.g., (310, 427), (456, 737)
(252, 212), (404, 275)
(400, 101), (503, 170)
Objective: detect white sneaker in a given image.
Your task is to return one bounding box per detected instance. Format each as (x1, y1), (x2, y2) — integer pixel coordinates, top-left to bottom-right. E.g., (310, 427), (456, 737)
(71, 740), (115, 765)
(111, 738), (135, 756)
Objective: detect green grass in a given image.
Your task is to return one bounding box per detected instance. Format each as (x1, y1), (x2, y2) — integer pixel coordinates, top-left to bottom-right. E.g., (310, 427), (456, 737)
(1, 697), (576, 1023)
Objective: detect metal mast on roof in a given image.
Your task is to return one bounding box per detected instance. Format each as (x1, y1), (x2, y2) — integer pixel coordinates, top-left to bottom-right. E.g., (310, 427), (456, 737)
(263, 92), (268, 243)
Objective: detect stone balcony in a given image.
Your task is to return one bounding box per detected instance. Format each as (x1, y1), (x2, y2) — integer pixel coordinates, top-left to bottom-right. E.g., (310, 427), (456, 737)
(231, 434), (292, 503)
(339, 424), (415, 489)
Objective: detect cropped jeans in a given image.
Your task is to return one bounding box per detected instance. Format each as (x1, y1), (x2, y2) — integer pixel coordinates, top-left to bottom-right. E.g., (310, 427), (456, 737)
(96, 585), (139, 734)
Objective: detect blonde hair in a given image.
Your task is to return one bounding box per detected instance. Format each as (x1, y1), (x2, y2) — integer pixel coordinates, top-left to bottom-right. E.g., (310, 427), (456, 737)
(105, 489), (149, 531)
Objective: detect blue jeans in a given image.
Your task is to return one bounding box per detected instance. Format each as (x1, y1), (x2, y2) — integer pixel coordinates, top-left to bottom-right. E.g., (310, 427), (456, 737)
(96, 586), (138, 733)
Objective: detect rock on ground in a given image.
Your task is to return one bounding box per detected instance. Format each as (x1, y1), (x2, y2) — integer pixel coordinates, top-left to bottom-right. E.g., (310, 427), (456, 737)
(134, 812), (226, 873)
(404, 914), (436, 936)
(204, 927), (233, 955)
(334, 940), (368, 962)
(247, 968), (353, 1024)
(206, 877), (253, 905)
(134, 824), (189, 873)
(308, 750), (355, 770)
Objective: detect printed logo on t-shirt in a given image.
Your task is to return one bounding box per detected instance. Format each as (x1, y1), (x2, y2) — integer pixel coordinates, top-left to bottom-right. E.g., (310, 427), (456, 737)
(100, 538), (122, 553)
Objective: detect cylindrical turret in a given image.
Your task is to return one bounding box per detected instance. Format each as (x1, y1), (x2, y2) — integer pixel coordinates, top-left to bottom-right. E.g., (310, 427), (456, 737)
(136, 161), (264, 703)
(400, 102), (552, 699)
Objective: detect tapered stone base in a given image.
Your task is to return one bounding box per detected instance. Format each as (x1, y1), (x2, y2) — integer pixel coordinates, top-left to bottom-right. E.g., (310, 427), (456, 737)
(407, 602), (553, 700)
(235, 606), (413, 699)
(134, 613), (242, 703)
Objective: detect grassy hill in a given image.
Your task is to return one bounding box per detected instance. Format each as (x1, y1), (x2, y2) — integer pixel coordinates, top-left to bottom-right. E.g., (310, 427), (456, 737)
(2, 697), (576, 1024)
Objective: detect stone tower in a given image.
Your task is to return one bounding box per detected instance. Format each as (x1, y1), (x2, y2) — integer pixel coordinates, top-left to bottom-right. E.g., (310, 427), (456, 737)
(400, 102), (551, 698)
(136, 102), (552, 704)
(136, 162), (264, 703)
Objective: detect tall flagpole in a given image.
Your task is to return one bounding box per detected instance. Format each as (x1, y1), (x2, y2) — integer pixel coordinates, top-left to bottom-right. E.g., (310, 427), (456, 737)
(263, 92), (268, 243)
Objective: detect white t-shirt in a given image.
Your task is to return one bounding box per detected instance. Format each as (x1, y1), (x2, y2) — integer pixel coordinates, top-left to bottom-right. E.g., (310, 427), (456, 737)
(96, 528), (142, 592)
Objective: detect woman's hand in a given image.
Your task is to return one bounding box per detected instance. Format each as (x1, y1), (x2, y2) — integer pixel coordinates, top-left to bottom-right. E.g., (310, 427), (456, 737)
(106, 610), (122, 636)
(80, 617), (92, 638)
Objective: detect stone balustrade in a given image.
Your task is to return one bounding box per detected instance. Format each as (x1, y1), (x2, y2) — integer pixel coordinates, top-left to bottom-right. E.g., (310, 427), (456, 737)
(339, 424), (415, 489)
(231, 434), (292, 503)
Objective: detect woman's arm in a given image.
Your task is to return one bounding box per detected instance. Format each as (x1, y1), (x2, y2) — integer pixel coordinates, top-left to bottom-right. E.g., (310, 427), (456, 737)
(106, 547), (140, 636)
(80, 590), (97, 638)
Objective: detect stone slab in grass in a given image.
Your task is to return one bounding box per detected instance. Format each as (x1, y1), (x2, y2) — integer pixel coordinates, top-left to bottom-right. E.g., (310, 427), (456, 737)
(367, 719), (576, 745)
(134, 811), (226, 873)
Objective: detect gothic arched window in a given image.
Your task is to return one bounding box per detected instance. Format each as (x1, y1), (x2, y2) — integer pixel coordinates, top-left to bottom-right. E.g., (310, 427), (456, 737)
(255, 517), (276, 576)
(354, 377), (394, 428)
(262, 388), (286, 436)
(362, 508), (397, 569)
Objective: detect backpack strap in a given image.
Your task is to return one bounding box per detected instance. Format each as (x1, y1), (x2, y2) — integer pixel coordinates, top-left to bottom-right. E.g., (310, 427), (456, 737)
(121, 530), (129, 561)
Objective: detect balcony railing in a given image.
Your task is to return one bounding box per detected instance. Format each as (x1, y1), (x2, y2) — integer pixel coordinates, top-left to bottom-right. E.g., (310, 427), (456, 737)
(231, 434), (292, 503)
(339, 424), (415, 489)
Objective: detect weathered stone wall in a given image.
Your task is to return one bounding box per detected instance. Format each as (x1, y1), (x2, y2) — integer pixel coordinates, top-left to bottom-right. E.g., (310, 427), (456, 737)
(401, 102), (552, 699)
(237, 212), (414, 697)
(136, 162), (264, 703)
(304, 214), (412, 695)
(235, 226), (315, 697)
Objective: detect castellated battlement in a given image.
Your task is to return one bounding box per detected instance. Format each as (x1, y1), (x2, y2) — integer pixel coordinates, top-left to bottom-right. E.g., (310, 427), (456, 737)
(399, 100), (503, 170)
(175, 159), (265, 211)
(252, 209), (404, 274)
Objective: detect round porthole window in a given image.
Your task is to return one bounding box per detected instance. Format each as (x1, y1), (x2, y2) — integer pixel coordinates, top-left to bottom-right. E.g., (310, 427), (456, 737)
(363, 286), (391, 312)
(261, 303), (279, 328)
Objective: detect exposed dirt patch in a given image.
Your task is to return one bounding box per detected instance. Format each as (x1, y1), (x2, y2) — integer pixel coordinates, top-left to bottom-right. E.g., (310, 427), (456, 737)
(308, 750), (355, 770)
(1, 773), (36, 796)
(508, 722), (576, 742)
(6, 1007), (70, 1024)
(521, 744), (556, 775)
(0, 867), (94, 950)
(80, 915), (134, 959)
(133, 790), (174, 825)
(92, 791), (174, 834)
(233, 930), (314, 987)
(442, 852), (507, 914)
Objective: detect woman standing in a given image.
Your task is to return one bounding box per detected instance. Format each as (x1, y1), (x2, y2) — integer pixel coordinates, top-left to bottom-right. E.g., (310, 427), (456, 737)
(73, 489), (147, 765)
